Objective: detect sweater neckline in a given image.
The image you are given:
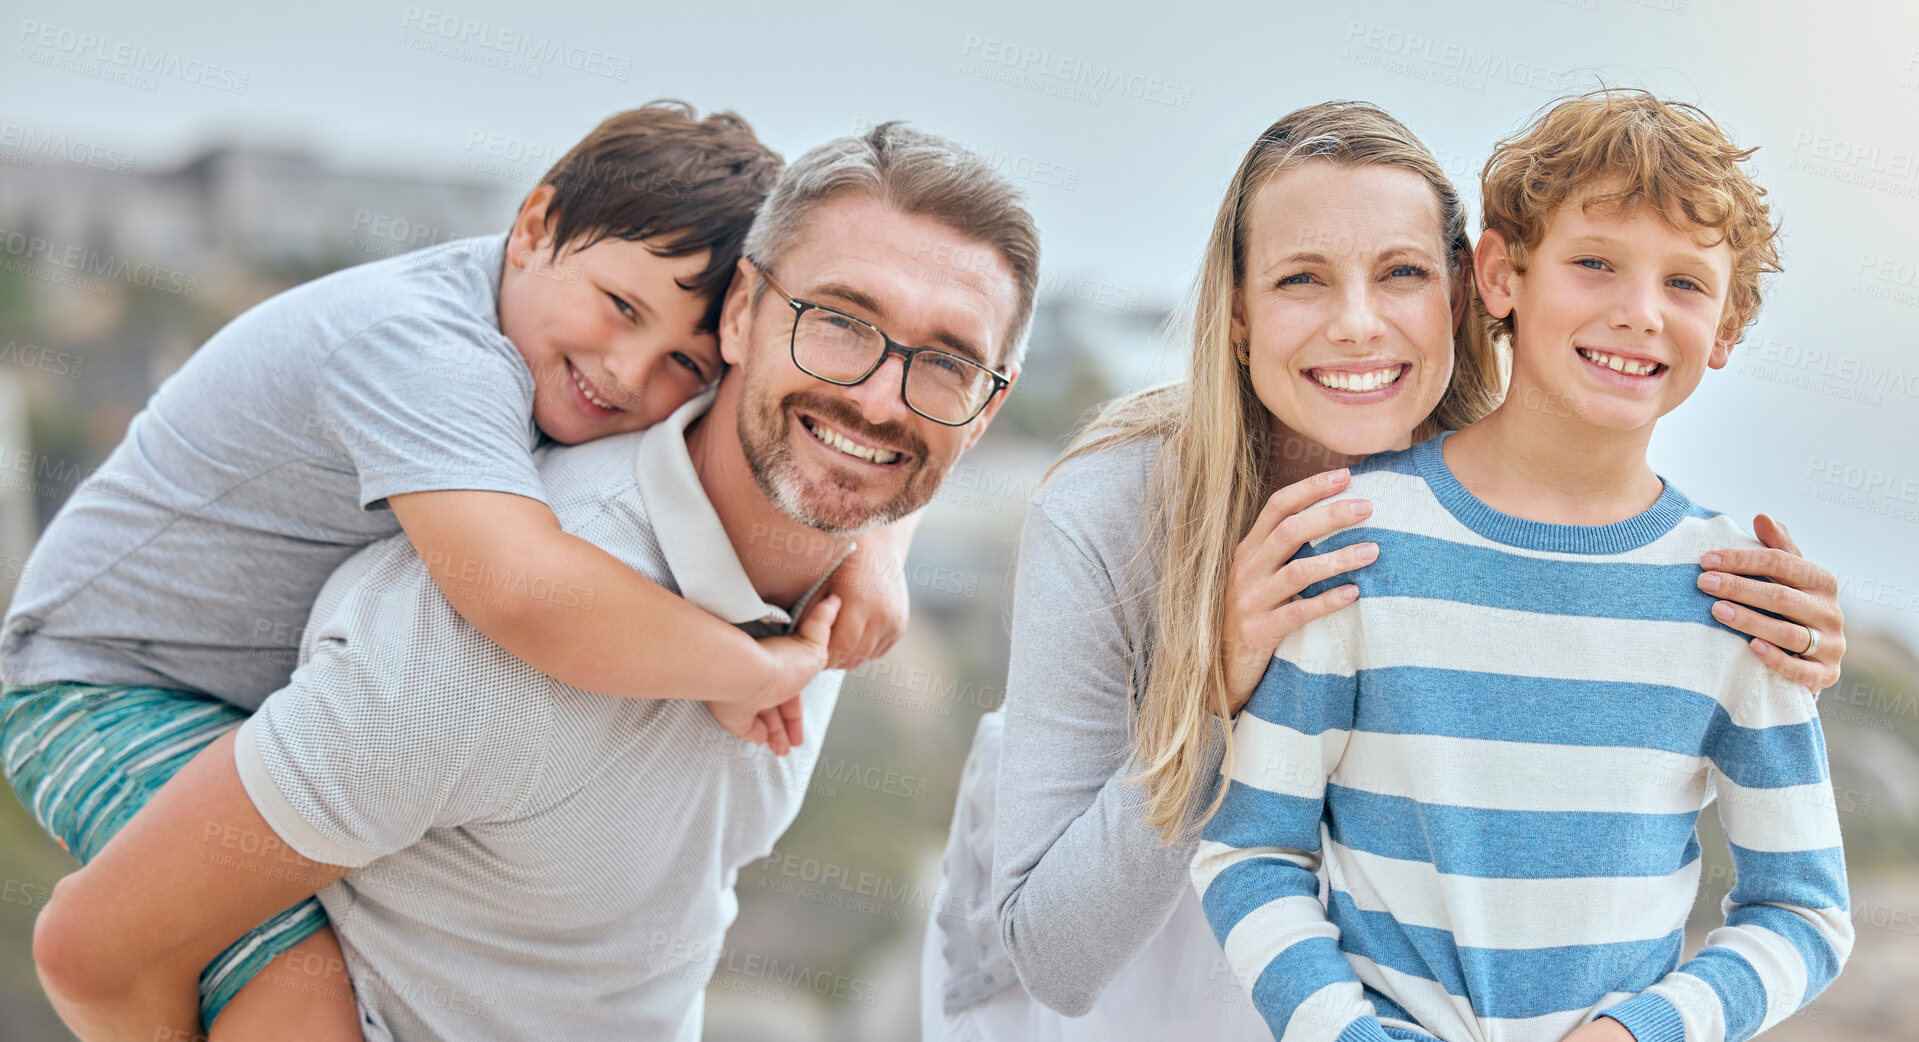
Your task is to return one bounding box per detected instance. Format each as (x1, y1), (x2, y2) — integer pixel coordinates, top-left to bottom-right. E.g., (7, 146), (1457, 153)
(1411, 432), (1692, 555)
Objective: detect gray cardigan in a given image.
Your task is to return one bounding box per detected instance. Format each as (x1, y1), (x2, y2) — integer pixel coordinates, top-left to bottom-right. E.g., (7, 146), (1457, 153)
(961, 436), (1228, 1016)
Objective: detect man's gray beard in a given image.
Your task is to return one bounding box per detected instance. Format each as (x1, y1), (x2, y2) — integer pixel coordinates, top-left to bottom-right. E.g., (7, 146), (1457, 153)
(738, 405), (920, 538)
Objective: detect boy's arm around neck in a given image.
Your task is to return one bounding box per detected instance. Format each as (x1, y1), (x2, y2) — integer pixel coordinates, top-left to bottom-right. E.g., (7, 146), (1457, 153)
(819, 507), (922, 670)
(391, 488), (782, 703)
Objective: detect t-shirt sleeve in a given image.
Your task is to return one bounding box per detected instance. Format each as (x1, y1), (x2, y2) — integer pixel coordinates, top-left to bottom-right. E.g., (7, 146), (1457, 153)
(234, 632), (552, 867)
(316, 312), (546, 510)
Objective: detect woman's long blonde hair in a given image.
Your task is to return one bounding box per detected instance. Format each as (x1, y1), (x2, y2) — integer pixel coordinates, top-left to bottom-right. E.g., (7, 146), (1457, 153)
(1061, 101), (1507, 843)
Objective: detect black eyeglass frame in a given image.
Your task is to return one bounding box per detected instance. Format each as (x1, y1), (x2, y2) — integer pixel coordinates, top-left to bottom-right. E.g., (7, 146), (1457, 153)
(750, 260), (1010, 427)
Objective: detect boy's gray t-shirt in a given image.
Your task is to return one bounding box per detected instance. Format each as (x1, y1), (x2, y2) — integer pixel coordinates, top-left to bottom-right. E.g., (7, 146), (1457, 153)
(0, 235), (545, 710)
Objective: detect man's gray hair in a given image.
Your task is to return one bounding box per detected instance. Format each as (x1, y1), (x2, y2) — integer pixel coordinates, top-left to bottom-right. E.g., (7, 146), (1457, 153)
(742, 121), (1041, 368)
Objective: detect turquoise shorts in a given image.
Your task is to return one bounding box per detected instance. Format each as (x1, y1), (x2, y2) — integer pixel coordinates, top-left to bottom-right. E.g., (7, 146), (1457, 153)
(0, 681), (331, 1029)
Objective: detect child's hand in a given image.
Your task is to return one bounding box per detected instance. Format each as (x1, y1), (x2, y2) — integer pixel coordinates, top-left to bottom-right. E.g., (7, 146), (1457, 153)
(1560, 1016), (1636, 1042)
(821, 541), (909, 670)
(704, 595), (839, 755)
(707, 699), (776, 751)
(707, 700), (807, 756)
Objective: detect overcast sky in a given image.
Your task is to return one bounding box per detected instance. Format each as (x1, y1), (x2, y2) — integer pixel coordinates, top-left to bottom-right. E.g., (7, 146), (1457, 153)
(8, 0), (1919, 643)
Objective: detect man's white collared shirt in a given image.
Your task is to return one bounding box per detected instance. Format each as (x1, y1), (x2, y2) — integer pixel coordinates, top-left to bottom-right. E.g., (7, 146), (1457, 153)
(235, 392), (843, 1042)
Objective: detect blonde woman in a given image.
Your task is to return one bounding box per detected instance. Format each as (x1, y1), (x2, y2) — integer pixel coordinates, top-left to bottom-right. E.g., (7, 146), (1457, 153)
(921, 101), (1847, 1041)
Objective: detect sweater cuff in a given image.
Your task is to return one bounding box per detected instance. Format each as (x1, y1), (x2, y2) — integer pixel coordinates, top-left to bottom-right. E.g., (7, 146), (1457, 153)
(1173, 714), (1231, 834)
(1598, 994), (1687, 1042)
(1335, 1016), (1396, 1042)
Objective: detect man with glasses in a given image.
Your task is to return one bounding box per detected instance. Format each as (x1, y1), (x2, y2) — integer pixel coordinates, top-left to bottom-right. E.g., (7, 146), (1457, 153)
(40, 122), (1038, 1042)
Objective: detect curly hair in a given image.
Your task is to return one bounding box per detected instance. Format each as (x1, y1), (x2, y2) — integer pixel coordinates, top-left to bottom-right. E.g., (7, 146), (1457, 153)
(1479, 88), (1782, 345)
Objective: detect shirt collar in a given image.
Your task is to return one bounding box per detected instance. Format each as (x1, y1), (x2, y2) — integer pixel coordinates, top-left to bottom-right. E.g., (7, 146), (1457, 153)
(635, 390), (849, 630)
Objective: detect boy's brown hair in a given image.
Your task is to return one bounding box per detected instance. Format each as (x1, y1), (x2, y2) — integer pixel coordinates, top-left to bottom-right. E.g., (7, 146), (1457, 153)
(535, 100), (783, 332)
(1479, 88), (1781, 345)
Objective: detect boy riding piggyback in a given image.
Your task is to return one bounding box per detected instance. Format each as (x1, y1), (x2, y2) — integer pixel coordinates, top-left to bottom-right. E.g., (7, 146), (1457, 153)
(3, 101), (913, 1040)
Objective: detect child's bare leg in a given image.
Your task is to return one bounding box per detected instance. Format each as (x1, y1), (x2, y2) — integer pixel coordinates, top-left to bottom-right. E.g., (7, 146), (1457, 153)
(209, 926), (363, 1042)
(29, 730), (352, 1042)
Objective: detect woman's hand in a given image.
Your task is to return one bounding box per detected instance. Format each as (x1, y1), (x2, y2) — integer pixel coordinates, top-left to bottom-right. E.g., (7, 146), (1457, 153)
(1220, 468), (1378, 716)
(1699, 514), (1846, 692)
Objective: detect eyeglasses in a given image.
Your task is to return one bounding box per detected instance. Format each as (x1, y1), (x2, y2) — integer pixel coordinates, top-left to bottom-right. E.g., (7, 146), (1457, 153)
(750, 260), (1009, 426)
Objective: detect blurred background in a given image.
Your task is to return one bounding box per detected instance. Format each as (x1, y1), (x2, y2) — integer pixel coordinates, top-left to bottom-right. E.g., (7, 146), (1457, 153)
(3, 1), (1916, 1038)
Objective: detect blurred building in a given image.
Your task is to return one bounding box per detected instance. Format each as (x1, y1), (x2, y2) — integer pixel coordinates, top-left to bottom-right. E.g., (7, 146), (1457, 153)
(0, 375), (34, 609)
(0, 141), (516, 531)
(0, 140), (510, 285)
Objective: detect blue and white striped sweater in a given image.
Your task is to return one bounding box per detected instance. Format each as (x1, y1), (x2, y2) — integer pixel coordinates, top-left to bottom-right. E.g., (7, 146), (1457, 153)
(1192, 434), (1851, 1042)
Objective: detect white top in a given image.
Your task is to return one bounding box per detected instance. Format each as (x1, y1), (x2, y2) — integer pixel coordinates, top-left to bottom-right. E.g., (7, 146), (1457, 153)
(234, 391), (843, 1042)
